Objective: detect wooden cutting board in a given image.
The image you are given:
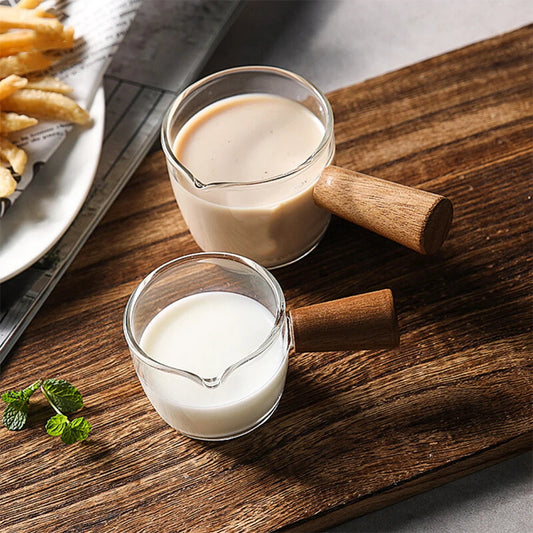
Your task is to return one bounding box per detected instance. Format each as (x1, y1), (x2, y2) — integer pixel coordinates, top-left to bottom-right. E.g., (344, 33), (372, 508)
(1, 26), (531, 533)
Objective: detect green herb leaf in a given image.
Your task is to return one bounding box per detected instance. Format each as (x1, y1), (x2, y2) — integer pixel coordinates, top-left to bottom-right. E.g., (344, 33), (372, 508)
(2, 399), (29, 430)
(60, 417), (91, 444)
(42, 379), (84, 413)
(1, 390), (24, 403)
(2, 380), (41, 404)
(1, 381), (42, 430)
(45, 414), (69, 436)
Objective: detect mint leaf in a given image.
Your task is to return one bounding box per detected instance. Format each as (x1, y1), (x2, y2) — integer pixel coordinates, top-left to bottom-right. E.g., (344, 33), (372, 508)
(2, 399), (29, 430)
(45, 414), (69, 436)
(1, 381), (41, 430)
(1, 390), (24, 403)
(2, 381), (41, 404)
(42, 379), (83, 413)
(46, 414), (91, 444)
(60, 417), (91, 444)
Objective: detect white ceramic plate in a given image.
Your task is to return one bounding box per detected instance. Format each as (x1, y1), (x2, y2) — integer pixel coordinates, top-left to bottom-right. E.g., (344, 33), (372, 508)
(0, 86), (105, 284)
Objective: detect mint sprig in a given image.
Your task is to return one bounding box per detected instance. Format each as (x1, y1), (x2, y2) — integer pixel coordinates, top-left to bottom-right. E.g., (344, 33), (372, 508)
(1, 380), (42, 430)
(1, 378), (91, 444)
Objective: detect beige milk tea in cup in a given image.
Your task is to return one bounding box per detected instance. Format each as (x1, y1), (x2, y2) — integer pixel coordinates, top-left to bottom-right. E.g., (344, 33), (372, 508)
(161, 66), (335, 269)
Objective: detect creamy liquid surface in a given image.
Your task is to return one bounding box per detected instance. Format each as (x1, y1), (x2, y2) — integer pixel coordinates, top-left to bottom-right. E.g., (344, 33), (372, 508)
(174, 93), (325, 183)
(169, 93), (332, 268)
(141, 291), (276, 378)
(138, 291), (288, 438)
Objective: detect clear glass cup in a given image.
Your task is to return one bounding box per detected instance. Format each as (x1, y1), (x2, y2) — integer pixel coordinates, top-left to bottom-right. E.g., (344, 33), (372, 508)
(123, 252), (291, 441)
(161, 66), (335, 269)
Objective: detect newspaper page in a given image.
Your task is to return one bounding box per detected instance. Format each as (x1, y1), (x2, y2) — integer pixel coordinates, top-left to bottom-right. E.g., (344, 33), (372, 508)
(0, 0), (141, 216)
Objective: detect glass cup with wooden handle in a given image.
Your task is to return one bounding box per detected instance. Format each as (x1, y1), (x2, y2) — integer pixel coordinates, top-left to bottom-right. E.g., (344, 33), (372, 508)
(162, 66), (453, 268)
(124, 252), (399, 441)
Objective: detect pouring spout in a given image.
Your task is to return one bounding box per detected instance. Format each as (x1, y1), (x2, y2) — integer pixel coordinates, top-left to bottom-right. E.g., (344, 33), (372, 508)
(201, 376), (222, 389)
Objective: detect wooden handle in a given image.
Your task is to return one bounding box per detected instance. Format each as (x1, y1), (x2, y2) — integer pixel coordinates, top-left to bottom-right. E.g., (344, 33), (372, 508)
(314, 165), (453, 254)
(289, 289), (399, 353)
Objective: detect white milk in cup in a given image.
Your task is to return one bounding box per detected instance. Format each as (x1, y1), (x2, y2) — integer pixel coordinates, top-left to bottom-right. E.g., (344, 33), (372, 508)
(161, 66), (335, 269)
(124, 253), (400, 441)
(123, 253), (291, 441)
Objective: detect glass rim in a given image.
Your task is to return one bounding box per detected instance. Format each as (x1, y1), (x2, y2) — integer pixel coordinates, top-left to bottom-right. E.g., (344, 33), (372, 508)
(160, 65), (334, 190)
(123, 252), (288, 388)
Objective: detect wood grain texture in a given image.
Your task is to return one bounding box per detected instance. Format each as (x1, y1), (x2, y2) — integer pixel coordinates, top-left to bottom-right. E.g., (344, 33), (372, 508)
(0, 26), (532, 532)
(314, 166), (453, 254)
(290, 289), (399, 352)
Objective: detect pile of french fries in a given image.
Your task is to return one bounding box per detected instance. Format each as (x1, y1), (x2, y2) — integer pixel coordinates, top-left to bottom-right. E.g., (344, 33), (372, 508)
(0, 0), (90, 199)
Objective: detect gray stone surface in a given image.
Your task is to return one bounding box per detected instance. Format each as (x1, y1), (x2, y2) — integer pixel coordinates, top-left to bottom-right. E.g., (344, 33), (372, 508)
(328, 451), (532, 532)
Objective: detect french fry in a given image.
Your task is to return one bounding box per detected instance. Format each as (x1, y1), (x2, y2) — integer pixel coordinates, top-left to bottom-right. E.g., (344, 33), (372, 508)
(0, 112), (38, 133)
(0, 136), (27, 175)
(16, 0), (45, 8)
(0, 30), (35, 56)
(0, 166), (17, 198)
(0, 2), (91, 202)
(0, 74), (28, 100)
(29, 10), (57, 19)
(0, 51), (53, 78)
(0, 6), (63, 34)
(2, 88), (90, 125)
(0, 27), (74, 57)
(26, 75), (72, 94)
